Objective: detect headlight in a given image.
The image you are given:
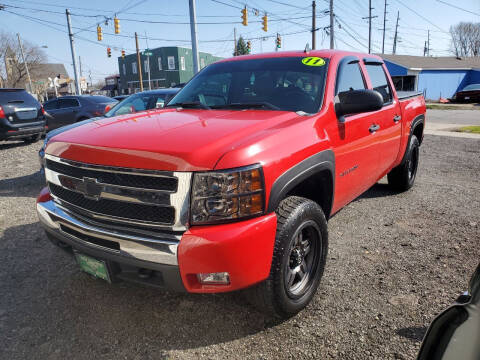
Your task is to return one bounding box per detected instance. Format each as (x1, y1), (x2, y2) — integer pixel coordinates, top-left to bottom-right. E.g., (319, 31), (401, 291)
(191, 165), (265, 225)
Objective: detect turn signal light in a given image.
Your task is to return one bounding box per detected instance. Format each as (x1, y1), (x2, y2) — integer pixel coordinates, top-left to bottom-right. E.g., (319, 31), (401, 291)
(197, 272), (230, 285)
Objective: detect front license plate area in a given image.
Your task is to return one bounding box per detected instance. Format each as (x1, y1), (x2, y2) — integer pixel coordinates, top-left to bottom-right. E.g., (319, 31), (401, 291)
(74, 252), (111, 283)
(464, 96), (470, 100)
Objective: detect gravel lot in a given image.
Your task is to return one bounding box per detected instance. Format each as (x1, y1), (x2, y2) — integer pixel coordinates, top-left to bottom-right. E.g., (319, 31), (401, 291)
(0, 133), (479, 360)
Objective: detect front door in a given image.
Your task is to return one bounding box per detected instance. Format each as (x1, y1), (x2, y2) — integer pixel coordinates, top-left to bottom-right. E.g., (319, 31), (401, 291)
(330, 57), (385, 210)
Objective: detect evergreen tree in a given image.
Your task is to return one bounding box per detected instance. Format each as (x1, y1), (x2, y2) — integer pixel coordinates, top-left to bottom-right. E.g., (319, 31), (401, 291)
(234, 36), (249, 56)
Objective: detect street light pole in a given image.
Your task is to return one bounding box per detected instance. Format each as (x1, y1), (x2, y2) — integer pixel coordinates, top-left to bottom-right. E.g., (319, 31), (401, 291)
(189, 0), (200, 74)
(66, 9), (81, 95)
(135, 32), (144, 92)
(16, 33), (33, 93)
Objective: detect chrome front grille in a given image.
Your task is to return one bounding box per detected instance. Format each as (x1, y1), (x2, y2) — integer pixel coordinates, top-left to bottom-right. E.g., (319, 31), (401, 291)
(44, 154), (192, 232)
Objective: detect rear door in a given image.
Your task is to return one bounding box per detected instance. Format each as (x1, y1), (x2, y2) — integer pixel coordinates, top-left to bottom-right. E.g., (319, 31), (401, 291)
(332, 57), (384, 208)
(363, 60), (402, 176)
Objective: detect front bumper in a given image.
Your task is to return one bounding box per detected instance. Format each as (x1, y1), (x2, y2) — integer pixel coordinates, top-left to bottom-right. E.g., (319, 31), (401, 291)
(0, 117), (46, 140)
(37, 195), (277, 293)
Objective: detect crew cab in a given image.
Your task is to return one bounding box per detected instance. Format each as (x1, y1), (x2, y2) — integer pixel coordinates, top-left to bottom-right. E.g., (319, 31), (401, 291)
(36, 50), (426, 318)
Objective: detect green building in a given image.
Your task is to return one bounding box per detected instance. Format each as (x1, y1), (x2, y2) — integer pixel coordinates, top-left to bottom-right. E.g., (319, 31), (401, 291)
(118, 46), (222, 94)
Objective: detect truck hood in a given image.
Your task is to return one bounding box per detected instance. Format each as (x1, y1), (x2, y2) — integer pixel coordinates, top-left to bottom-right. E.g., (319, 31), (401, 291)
(46, 108), (302, 171)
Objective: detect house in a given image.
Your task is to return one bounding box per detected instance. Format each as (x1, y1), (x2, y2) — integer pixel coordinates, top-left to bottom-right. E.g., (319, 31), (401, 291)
(380, 55), (480, 100)
(101, 74), (120, 96)
(118, 46), (222, 94)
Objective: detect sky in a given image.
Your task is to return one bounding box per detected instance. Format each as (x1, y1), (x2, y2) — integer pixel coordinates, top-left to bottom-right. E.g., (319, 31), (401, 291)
(1, 0), (479, 82)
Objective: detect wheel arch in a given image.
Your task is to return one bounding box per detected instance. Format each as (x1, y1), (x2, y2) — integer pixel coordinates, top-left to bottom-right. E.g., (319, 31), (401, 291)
(267, 150), (335, 219)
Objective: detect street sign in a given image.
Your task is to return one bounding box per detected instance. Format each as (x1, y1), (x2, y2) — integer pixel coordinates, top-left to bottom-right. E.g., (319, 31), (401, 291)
(143, 49), (152, 56)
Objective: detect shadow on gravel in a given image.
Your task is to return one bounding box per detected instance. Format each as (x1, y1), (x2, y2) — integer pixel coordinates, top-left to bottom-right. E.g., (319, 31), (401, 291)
(359, 183), (398, 200)
(0, 171), (44, 198)
(0, 222), (282, 355)
(396, 326), (428, 342)
(0, 140), (31, 150)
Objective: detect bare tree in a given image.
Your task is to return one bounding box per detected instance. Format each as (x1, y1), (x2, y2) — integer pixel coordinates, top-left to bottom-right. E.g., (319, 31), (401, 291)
(450, 22), (480, 57)
(0, 31), (47, 89)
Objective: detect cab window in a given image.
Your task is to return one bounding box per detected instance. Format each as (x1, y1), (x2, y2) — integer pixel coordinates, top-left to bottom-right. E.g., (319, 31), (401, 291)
(335, 62), (366, 94)
(365, 64), (393, 104)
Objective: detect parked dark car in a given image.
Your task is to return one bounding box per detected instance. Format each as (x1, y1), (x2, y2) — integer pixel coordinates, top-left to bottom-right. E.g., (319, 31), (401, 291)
(452, 83), (480, 103)
(39, 89), (180, 166)
(0, 88), (46, 143)
(418, 263), (480, 359)
(43, 95), (117, 131)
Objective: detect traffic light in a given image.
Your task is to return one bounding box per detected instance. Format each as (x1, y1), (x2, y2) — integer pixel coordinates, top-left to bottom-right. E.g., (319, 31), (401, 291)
(247, 40), (251, 53)
(262, 14), (268, 32)
(107, 47), (111, 57)
(121, 49), (125, 58)
(114, 16), (120, 34)
(276, 34), (281, 48)
(97, 25), (103, 41)
(241, 6), (248, 26)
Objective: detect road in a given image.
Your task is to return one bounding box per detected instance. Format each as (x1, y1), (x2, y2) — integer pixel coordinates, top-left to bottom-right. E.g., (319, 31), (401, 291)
(0, 129), (479, 359)
(427, 109), (480, 125)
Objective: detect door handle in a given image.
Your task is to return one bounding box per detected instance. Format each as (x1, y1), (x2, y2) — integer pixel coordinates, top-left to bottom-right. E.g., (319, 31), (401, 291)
(393, 115), (401, 123)
(369, 124), (380, 133)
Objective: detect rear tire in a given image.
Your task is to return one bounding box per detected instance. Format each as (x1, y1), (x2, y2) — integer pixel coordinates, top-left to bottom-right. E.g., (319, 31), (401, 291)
(387, 135), (420, 191)
(245, 196), (328, 318)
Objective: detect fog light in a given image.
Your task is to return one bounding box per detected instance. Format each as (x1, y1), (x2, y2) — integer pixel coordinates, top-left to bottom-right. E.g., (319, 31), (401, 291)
(197, 272), (230, 285)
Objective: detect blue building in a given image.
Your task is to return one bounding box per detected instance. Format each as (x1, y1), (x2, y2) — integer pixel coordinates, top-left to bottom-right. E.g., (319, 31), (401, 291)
(380, 55), (480, 100)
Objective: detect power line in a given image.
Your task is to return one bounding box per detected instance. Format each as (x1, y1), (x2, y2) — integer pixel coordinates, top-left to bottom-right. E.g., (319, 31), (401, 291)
(393, 0), (448, 33)
(436, 0), (480, 16)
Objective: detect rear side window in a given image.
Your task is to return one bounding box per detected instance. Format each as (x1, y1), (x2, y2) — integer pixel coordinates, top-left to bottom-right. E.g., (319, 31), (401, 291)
(335, 62), (365, 94)
(365, 64), (392, 104)
(44, 100), (58, 110)
(58, 98), (80, 108)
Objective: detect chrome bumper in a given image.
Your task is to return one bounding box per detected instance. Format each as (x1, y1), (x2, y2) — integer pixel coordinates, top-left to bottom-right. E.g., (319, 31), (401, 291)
(37, 200), (180, 266)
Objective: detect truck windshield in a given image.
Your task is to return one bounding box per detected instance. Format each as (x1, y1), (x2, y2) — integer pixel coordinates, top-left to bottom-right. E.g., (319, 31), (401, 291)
(168, 57), (328, 114)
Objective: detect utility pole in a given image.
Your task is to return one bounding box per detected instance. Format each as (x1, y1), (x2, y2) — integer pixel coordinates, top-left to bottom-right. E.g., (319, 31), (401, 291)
(423, 41), (427, 56)
(312, 0), (316, 50)
(363, 0), (378, 54)
(234, 27), (237, 56)
(66, 9), (81, 95)
(79, 56), (83, 77)
(16, 33), (33, 93)
(189, 0), (200, 74)
(427, 30), (430, 56)
(393, 10), (399, 55)
(135, 32), (143, 92)
(329, 0), (334, 49)
(382, 0), (387, 54)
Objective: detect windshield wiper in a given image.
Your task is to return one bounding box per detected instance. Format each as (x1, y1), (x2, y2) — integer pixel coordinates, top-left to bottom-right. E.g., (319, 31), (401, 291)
(212, 102), (281, 111)
(166, 101), (211, 110)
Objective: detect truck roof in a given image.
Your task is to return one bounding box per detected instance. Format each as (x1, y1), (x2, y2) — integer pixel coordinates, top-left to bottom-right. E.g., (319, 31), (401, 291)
(216, 49), (383, 63)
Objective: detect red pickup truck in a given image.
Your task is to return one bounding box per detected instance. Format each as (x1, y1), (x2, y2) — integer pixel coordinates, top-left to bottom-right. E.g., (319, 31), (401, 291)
(37, 50), (426, 318)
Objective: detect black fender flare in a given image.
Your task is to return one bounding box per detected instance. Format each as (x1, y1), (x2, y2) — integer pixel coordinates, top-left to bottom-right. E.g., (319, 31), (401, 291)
(267, 149), (335, 216)
(400, 114), (424, 165)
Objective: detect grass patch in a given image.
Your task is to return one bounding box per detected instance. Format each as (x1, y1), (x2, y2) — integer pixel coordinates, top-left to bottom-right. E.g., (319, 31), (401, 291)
(426, 103), (480, 110)
(457, 126), (480, 134)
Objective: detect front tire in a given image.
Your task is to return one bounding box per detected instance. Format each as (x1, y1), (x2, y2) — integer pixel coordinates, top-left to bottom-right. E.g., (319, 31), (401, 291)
(387, 135), (420, 191)
(245, 196), (328, 318)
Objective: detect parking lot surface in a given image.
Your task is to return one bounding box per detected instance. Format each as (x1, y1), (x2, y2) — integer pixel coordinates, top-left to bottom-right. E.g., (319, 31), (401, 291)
(1, 133), (479, 359)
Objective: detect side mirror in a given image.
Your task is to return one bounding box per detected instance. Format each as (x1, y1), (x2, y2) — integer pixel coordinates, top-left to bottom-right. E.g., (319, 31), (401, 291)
(335, 89), (384, 119)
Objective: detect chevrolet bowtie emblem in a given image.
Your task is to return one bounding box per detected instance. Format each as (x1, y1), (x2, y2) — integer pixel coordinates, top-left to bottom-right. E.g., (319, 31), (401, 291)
(78, 177), (102, 200)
